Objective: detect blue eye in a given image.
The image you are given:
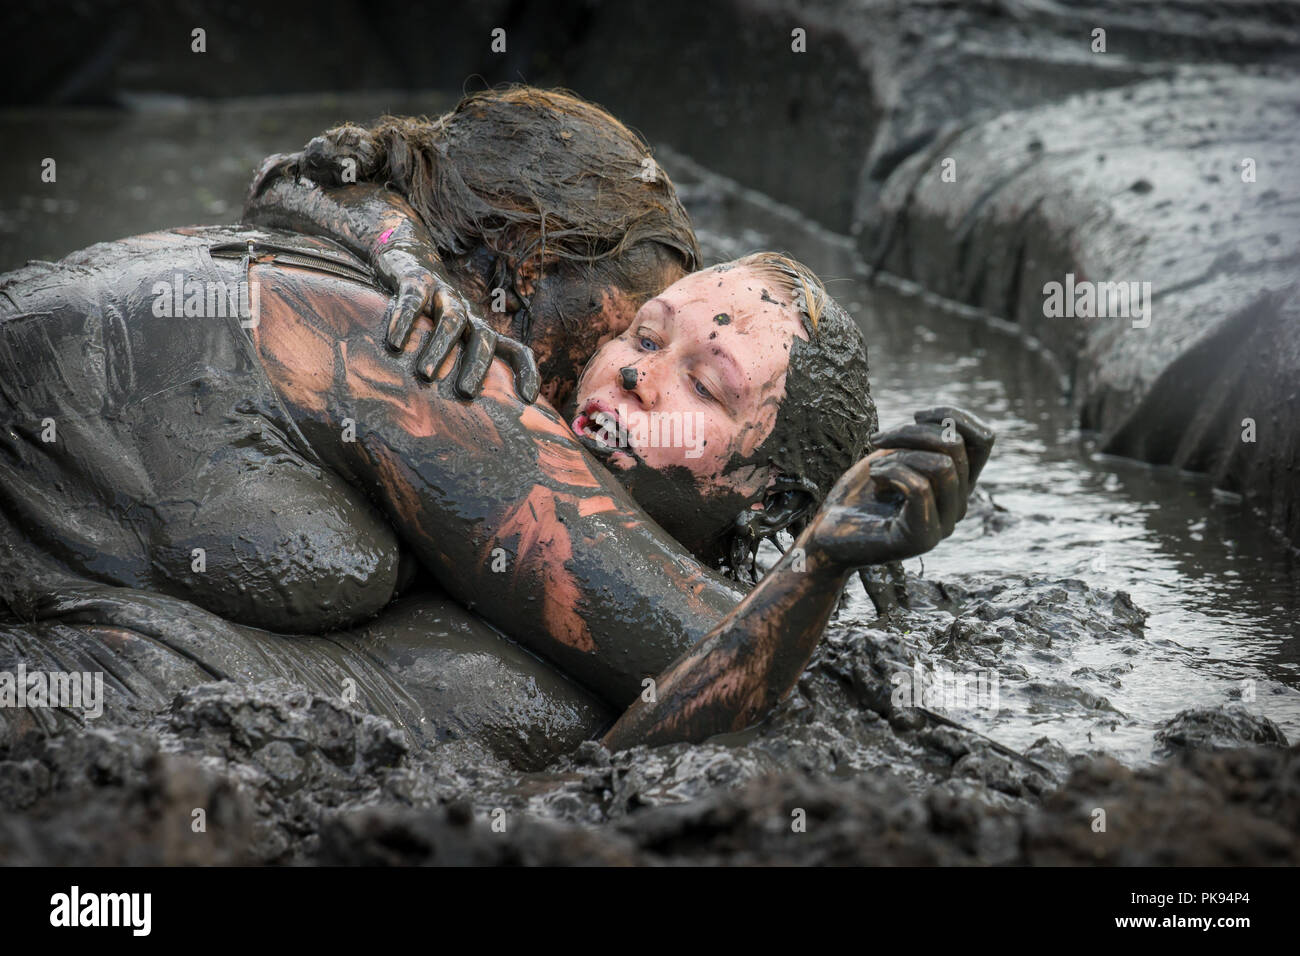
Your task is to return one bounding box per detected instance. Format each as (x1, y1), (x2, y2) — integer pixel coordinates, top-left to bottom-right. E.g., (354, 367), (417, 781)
(639, 337), (658, 351)
(693, 378), (714, 400)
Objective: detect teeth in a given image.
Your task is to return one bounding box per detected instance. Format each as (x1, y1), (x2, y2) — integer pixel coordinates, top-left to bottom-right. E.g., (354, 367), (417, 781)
(579, 410), (626, 449)
(577, 408), (633, 453)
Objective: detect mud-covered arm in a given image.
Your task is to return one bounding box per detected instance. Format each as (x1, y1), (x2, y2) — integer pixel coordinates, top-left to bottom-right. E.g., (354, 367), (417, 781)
(601, 527), (848, 749)
(244, 154), (539, 401)
(336, 355), (983, 727)
(353, 381), (750, 709)
(244, 153), (410, 257)
(254, 274), (742, 706)
(601, 408), (996, 748)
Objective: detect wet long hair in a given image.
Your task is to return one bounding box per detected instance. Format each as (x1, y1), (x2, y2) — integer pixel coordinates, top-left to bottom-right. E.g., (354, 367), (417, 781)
(300, 86), (700, 308)
(722, 253), (878, 579)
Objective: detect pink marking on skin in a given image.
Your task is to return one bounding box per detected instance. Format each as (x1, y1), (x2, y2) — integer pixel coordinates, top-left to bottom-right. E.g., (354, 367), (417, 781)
(377, 227), (396, 246)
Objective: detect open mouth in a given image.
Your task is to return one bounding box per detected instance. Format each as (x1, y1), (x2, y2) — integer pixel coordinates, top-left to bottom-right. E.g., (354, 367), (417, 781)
(572, 399), (639, 460)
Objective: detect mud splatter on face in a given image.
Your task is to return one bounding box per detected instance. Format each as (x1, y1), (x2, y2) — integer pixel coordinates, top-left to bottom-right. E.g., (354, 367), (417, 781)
(571, 255), (877, 576)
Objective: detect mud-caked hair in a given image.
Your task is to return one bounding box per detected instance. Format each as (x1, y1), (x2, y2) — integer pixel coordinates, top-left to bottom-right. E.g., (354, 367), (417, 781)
(300, 86), (700, 301)
(723, 252), (878, 576)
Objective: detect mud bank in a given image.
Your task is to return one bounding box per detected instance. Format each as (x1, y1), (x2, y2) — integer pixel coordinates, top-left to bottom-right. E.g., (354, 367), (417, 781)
(864, 72), (1300, 546)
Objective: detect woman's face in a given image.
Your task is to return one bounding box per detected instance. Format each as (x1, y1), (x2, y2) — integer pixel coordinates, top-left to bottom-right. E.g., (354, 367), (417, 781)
(571, 264), (808, 502)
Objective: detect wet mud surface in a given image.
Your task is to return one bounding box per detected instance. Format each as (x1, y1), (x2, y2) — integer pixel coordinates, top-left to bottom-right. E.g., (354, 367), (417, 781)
(864, 70), (1300, 546)
(1, 581), (1294, 864)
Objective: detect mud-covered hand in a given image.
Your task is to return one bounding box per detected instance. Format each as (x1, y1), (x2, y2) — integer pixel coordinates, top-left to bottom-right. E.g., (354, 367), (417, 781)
(245, 140), (540, 403)
(374, 236), (540, 403)
(300, 126), (540, 402)
(807, 445), (965, 571)
(813, 405), (994, 568)
(847, 407), (994, 613)
(868, 405), (996, 518)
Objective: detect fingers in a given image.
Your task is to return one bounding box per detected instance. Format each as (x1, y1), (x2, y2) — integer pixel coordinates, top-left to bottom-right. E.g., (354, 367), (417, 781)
(857, 457), (939, 563)
(912, 406), (996, 486)
(814, 447), (963, 570)
(302, 127), (381, 184)
(384, 283), (426, 352)
(869, 422), (970, 519)
(302, 135), (340, 185)
(385, 270), (538, 402)
(415, 288), (468, 381)
(411, 293), (540, 403)
(375, 248), (436, 351)
(456, 325), (498, 399)
(496, 337), (541, 404)
(875, 450), (960, 543)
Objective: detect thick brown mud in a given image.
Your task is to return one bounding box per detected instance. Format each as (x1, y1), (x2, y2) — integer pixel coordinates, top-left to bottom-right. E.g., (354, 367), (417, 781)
(2, 580), (1293, 864)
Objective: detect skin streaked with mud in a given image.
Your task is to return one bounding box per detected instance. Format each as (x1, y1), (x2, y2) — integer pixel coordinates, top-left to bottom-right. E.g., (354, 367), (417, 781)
(244, 88), (701, 411)
(246, 248), (741, 702)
